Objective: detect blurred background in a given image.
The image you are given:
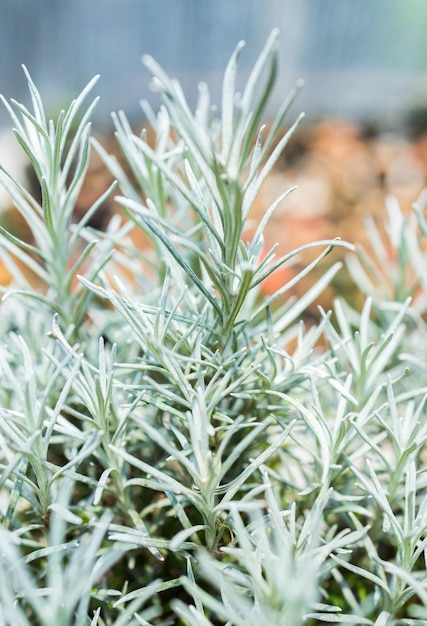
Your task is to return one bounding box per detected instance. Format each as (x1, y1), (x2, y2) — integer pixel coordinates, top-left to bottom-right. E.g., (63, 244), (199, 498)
(1, 0), (427, 125)
(1, 0), (427, 306)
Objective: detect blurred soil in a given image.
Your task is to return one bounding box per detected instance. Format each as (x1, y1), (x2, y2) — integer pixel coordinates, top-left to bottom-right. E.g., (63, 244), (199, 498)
(1, 118), (427, 314)
(250, 118), (427, 311)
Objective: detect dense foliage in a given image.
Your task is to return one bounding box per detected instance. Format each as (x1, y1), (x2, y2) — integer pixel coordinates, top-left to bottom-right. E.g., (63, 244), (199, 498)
(0, 31), (427, 625)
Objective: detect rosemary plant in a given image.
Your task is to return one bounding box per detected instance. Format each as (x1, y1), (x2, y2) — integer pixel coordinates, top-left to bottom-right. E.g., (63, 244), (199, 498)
(0, 30), (427, 626)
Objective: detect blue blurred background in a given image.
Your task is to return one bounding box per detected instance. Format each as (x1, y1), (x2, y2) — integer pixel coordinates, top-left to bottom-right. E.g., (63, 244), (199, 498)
(1, 0), (427, 127)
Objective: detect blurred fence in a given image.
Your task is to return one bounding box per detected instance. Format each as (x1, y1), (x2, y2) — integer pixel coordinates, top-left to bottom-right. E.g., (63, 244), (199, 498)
(1, 0), (427, 127)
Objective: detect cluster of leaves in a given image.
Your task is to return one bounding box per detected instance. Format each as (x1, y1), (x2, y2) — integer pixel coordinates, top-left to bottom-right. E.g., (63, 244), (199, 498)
(0, 30), (427, 626)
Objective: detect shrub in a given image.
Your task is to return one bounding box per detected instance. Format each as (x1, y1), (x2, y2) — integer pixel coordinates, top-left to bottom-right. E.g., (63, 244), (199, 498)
(0, 30), (427, 626)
